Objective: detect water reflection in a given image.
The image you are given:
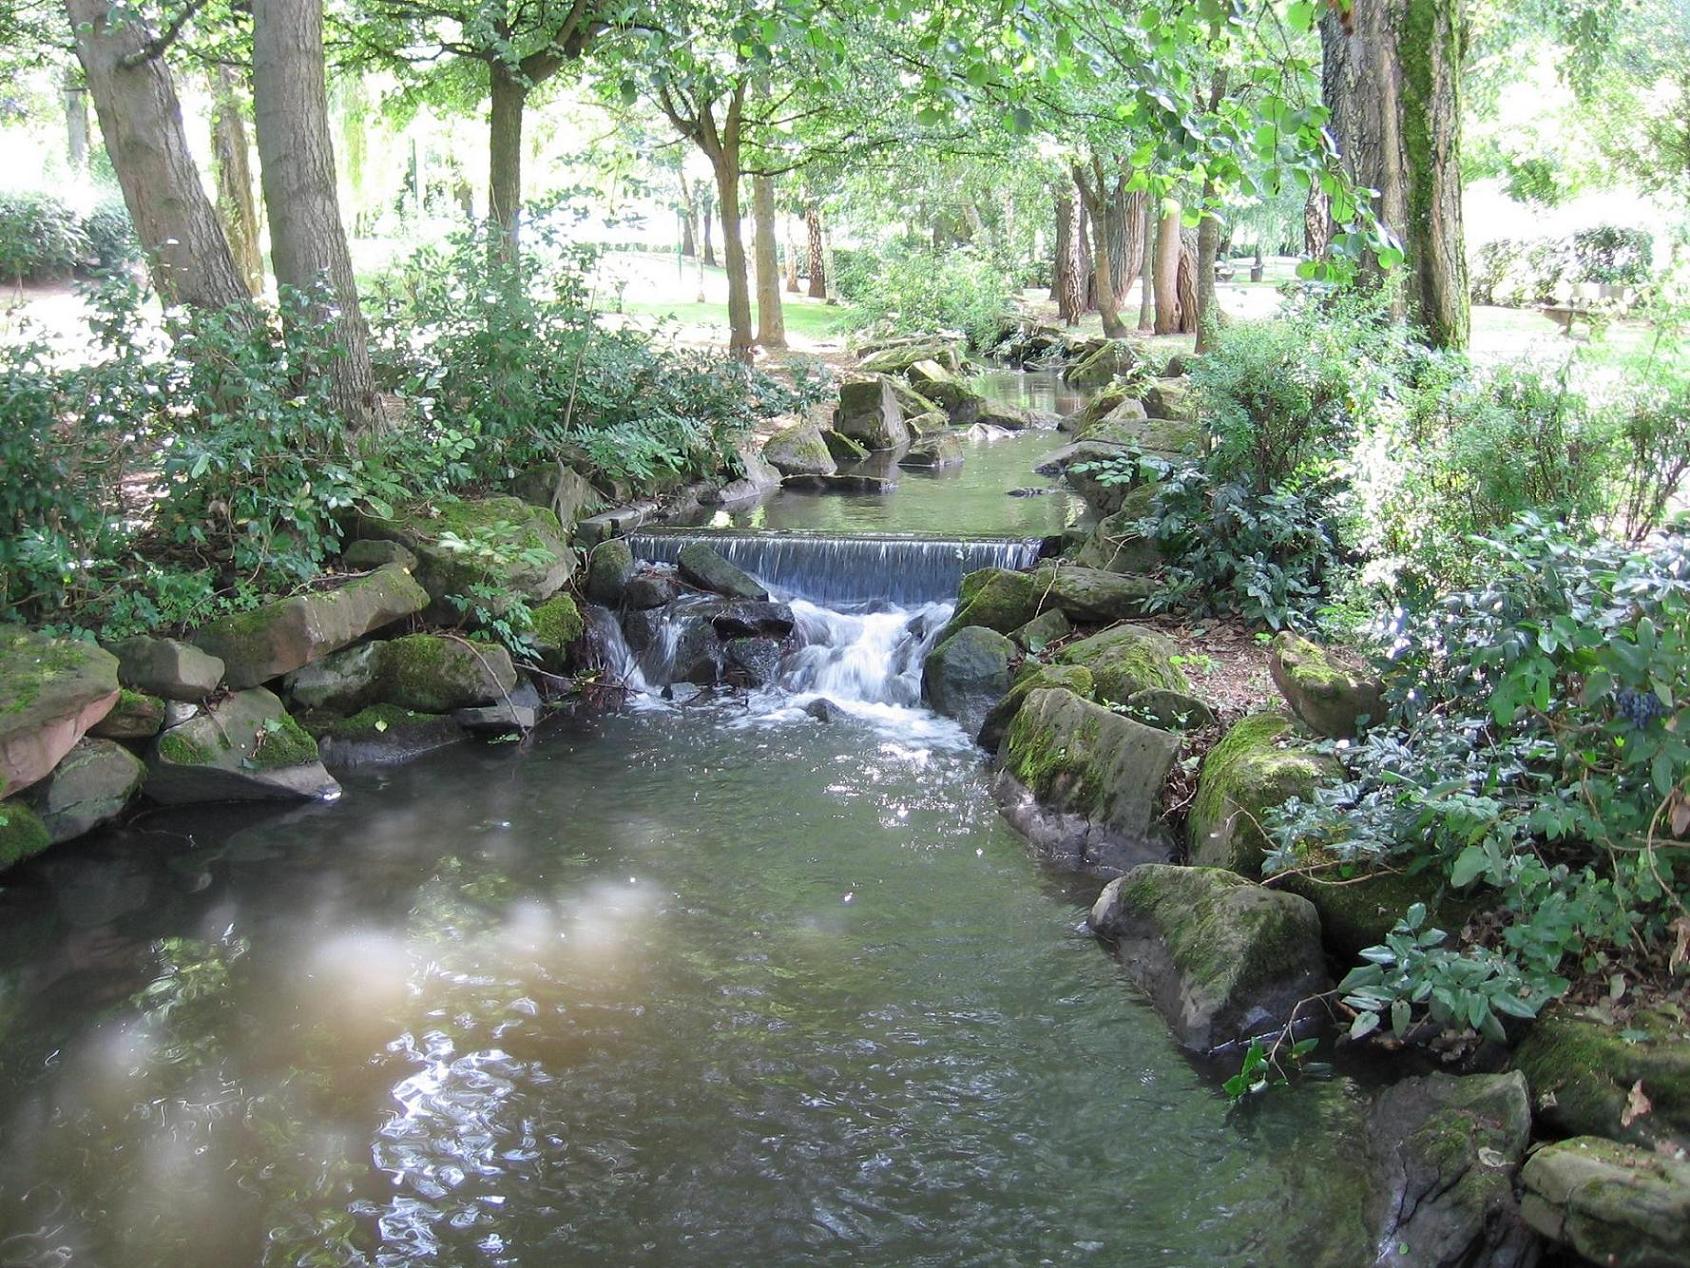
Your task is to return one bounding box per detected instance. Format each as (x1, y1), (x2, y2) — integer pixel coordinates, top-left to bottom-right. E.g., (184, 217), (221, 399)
(0, 708), (1370, 1266)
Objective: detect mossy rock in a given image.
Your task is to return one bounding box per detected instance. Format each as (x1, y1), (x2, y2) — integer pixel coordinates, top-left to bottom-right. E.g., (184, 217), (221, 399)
(939, 567), (1039, 642)
(1513, 1005), (1690, 1153)
(1088, 863), (1329, 1051)
(921, 377), (989, 426)
(106, 635), (225, 701)
(1123, 688), (1215, 733)
(529, 594), (585, 670)
(1062, 338), (1144, 389)
(379, 635), (517, 713)
(1269, 631), (1385, 738)
(677, 543), (768, 600)
(24, 736), (145, 843)
(1141, 377), (1197, 422)
(282, 641), (386, 714)
(1058, 382), (1128, 433)
(88, 688), (165, 740)
(303, 704), (468, 769)
(904, 358), (955, 387)
(1078, 413), (1203, 460)
(835, 378), (911, 450)
(903, 410), (952, 438)
(1054, 623), (1187, 705)
(355, 496), (575, 621)
(1522, 1136), (1690, 1268)
(146, 688), (339, 804)
(1009, 607), (1070, 654)
(1071, 486), (1164, 575)
(1028, 564), (1158, 624)
(1188, 712), (1339, 877)
(899, 433), (965, 469)
(858, 340), (960, 375)
(762, 422), (837, 477)
(1275, 860), (1460, 960)
(921, 625), (1014, 737)
(997, 687), (1180, 875)
(882, 374), (939, 420)
(193, 566), (429, 689)
(0, 800), (51, 870)
(821, 430), (870, 462)
(977, 662), (1093, 752)
(0, 627), (121, 798)
(585, 539), (635, 606)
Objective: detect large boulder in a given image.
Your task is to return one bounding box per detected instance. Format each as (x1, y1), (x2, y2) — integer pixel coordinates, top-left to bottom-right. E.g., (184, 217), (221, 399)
(704, 440), (783, 506)
(304, 704), (467, 769)
(1071, 485), (1163, 574)
(939, 568), (1040, 642)
(922, 626), (1014, 737)
(822, 430), (870, 462)
(882, 375), (941, 419)
(1269, 632), (1386, 738)
(88, 689), (166, 740)
(0, 800), (51, 870)
(1030, 564), (1158, 624)
(355, 496), (575, 620)
(858, 339), (960, 375)
(508, 461), (604, 529)
(585, 539), (636, 606)
(193, 566), (428, 689)
(1053, 623), (1187, 704)
(1189, 712), (1340, 876)
(1522, 1137), (1689, 1268)
(1275, 859), (1461, 960)
(282, 641), (387, 714)
(1080, 413), (1203, 460)
(1124, 688), (1216, 732)
(677, 543), (769, 600)
(763, 421), (838, 477)
(1367, 1072), (1538, 1268)
(1141, 377), (1198, 422)
(378, 635), (518, 713)
(0, 628), (120, 798)
(996, 687), (1180, 874)
(1087, 864), (1330, 1051)
(835, 378), (910, 450)
(106, 636), (225, 701)
(146, 688), (340, 804)
(1063, 338), (1144, 389)
(976, 662), (1093, 753)
(920, 377), (989, 427)
(1513, 1005), (1690, 1154)
(899, 434), (965, 469)
(1058, 383), (1130, 433)
(24, 737), (146, 843)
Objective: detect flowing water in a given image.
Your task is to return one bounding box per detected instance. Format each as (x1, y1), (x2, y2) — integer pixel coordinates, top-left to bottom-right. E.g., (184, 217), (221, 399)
(0, 378), (1371, 1265)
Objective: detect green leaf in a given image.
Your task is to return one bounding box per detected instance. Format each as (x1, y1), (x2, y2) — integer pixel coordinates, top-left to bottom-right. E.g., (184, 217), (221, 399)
(1450, 845), (1488, 888)
(1287, 0), (1317, 32)
(1349, 1010), (1381, 1040)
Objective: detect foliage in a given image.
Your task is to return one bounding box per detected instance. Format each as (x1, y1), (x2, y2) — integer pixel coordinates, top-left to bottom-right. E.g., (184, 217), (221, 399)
(835, 240), (1014, 349)
(1267, 519), (1690, 1042)
(0, 190), (87, 283)
(81, 196), (140, 272)
(1469, 226), (1654, 306)
(370, 225), (809, 490)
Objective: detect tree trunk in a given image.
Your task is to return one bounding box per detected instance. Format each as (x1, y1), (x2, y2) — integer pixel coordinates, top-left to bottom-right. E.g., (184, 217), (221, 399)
(488, 62), (525, 253)
(212, 65), (264, 297)
(252, 0), (375, 426)
(1137, 198), (1155, 331)
(784, 208), (802, 293)
(1320, 0), (1469, 348)
(702, 198), (717, 268)
(1053, 190), (1083, 325)
(752, 172), (785, 349)
(1152, 203), (1183, 335)
(1176, 228), (1200, 335)
(1074, 161), (1128, 337)
(805, 204), (826, 298)
(713, 150), (753, 360)
(1076, 200), (1095, 312)
(66, 0), (249, 312)
(678, 171), (698, 257)
(1195, 70), (1229, 352)
(63, 68), (88, 171)
(1304, 185), (1331, 259)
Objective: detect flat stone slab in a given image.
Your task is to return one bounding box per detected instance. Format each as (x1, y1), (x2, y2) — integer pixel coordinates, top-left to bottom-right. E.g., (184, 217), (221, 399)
(1, 628), (120, 798)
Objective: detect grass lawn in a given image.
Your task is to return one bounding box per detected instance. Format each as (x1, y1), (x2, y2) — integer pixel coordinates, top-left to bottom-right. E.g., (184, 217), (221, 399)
(616, 296), (850, 342)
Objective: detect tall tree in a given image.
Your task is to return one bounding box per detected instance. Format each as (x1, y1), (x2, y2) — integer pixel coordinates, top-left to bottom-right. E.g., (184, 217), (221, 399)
(1320, 0), (1469, 347)
(212, 64), (265, 296)
(1073, 156), (1130, 337)
(252, 0), (375, 424)
(752, 171), (786, 347)
(804, 204), (825, 298)
(65, 0), (251, 312)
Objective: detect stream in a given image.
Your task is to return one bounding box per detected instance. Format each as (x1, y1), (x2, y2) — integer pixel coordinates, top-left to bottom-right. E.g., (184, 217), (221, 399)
(0, 372), (1371, 1266)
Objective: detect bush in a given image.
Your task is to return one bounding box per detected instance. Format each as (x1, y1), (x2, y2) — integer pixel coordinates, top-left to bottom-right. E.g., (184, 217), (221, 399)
(0, 190), (87, 283)
(1268, 519), (1690, 1042)
(369, 226), (807, 491)
(81, 196), (139, 271)
(834, 241), (1013, 349)
(1571, 225), (1653, 288)
(1468, 226), (1654, 305)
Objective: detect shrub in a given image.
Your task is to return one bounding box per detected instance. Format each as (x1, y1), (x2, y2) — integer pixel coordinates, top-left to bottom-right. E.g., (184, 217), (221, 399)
(1571, 225), (1653, 288)
(835, 241), (1013, 348)
(81, 196), (139, 271)
(1268, 519), (1690, 1041)
(0, 190), (88, 283)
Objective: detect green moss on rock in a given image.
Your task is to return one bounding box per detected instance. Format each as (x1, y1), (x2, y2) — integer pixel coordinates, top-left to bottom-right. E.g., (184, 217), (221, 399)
(530, 595), (584, 648)
(380, 634), (517, 713)
(1054, 623), (1187, 704)
(1269, 632), (1385, 738)
(977, 662), (1093, 752)
(1514, 1006), (1690, 1152)
(939, 568), (1039, 642)
(307, 703), (441, 739)
(252, 712), (321, 770)
(1188, 712), (1339, 876)
(1277, 858), (1460, 959)
(0, 800), (51, 870)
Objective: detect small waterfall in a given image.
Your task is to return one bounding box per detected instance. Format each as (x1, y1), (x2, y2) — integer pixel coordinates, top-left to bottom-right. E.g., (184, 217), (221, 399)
(626, 530), (1041, 606)
(782, 599), (951, 707)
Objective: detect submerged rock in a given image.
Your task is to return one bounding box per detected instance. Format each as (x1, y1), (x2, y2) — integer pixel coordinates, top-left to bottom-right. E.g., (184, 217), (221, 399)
(106, 635), (225, 701)
(899, 434), (965, 469)
(24, 737), (145, 843)
(623, 574), (678, 611)
(1089, 864), (1329, 1051)
(803, 697), (842, 723)
(922, 626), (1014, 737)
(379, 635), (518, 713)
(1053, 623), (1187, 704)
(1188, 712), (1338, 877)
(996, 687), (1179, 875)
(676, 543), (769, 600)
(0, 628), (120, 798)
(1368, 1072), (1537, 1268)
(781, 473), (900, 495)
(146, 688), (339, 804)
(1269, 632), (1386, 738)
(455, 679), (542, 732)
(1522, 1136), (1689, 1268)
(193, 566), (428, 689)
(305, 704), (467, 768)
(586, 539), (636, 606)
(723, 637), (783, 687)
